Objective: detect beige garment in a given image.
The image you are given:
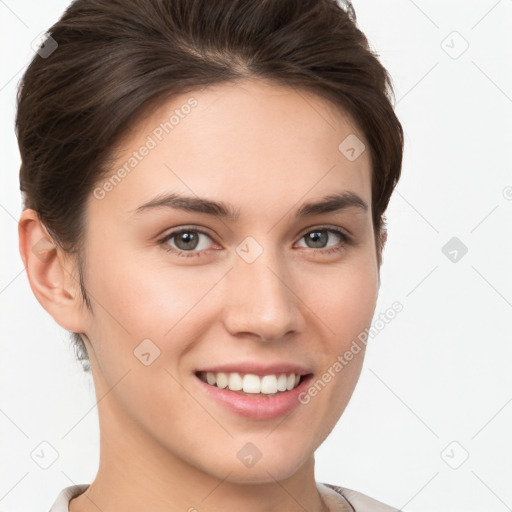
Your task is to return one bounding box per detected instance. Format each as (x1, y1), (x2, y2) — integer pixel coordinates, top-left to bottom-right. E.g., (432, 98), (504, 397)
(318, 482), (403, 511)
(49, 483), (403, 511)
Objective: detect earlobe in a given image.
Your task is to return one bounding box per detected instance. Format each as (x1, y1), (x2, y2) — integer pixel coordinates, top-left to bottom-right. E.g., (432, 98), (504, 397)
(18, 209), (87, 333)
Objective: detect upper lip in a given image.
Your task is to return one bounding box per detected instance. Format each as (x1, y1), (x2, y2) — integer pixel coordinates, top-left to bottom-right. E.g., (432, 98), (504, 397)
(195, 362), (312, 377)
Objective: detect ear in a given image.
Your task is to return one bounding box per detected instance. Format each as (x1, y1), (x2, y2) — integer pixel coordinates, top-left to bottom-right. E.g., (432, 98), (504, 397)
(18, 209), (88, 333)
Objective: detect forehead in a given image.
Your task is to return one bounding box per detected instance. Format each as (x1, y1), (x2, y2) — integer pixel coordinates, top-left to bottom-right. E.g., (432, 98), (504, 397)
(90, 79), (372, 222)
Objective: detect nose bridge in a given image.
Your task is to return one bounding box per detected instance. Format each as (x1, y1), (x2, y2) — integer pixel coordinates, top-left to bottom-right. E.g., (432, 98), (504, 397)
(224, 235), (301, 341)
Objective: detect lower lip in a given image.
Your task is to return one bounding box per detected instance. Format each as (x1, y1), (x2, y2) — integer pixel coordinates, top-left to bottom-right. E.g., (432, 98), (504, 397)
(195, 374), (313, 420)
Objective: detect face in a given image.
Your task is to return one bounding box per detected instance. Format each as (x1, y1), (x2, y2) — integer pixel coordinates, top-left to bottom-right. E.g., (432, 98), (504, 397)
(79, 79), (379, 484)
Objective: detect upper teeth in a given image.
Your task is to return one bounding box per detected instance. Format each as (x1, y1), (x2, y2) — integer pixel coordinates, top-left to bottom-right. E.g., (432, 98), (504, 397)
(201, 372), (301, 394)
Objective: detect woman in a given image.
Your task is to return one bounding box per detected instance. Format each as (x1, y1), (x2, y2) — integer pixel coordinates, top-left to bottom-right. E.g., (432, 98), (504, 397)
(16, 0), (404, 510)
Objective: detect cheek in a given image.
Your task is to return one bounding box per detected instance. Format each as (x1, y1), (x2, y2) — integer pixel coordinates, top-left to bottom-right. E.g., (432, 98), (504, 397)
(303, 257), (379, 345)
(297, 255), (377, 413)
(86, 244), (216, 337)
(83, 246), (232, 387)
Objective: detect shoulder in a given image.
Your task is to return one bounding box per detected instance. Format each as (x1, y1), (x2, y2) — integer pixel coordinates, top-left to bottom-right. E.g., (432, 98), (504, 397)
(319, 482), (404, 512)
(49, 484), (89, 512)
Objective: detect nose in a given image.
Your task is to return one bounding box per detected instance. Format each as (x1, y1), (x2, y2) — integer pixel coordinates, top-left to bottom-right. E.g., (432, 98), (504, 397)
(222, 244), (304, 343)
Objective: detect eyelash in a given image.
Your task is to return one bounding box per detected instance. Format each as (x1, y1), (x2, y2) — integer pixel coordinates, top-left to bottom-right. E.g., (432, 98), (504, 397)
(158, 225), (352, 259)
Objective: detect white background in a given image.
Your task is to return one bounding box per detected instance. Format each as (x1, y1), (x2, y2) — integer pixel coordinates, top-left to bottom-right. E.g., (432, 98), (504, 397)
(1, 1), (511, 511)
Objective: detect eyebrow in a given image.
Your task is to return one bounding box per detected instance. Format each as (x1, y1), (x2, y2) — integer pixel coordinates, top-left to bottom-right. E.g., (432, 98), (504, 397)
(132, 191), (368, 220)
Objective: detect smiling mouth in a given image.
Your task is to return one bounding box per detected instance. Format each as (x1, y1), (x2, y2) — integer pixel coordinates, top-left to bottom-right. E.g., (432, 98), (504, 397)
(195, 371), (310, 396)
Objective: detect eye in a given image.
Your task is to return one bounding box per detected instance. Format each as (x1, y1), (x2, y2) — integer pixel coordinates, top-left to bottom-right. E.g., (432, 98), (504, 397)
(159, 228), (216, 258)
(296, 226), (351, 255)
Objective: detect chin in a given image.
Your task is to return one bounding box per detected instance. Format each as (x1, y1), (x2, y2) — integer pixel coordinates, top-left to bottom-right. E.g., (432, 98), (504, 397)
(202, 443), (312, 485)
(222, 460), (307, 485)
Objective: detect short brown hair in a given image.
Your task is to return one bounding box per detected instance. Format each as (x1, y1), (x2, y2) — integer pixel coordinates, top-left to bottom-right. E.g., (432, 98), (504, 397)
(16, 0), (404, 372)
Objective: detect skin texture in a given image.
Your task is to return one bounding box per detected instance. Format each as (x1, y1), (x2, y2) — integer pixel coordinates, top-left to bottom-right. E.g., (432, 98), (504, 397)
(19, 79), (385, 512)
